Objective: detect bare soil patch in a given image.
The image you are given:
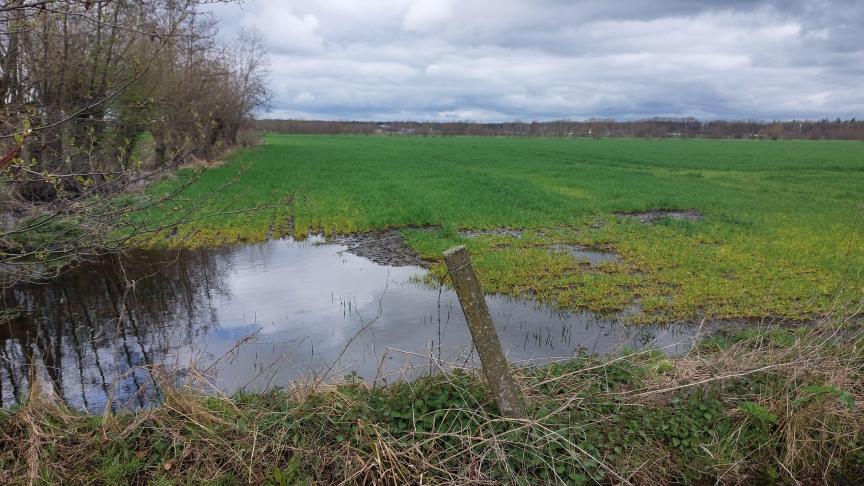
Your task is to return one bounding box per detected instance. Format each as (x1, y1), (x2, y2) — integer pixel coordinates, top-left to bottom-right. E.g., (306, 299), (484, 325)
(617, 209), (703, 223)
(332, 229), (425, 267)
(459, 228), (524, 238)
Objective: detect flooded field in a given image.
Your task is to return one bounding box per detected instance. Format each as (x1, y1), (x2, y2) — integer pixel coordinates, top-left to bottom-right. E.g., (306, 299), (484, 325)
(1, 237), (698, 412)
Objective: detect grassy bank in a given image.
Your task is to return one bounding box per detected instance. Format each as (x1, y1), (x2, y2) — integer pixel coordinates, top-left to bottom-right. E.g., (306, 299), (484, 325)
(2, 324), (862, 485)
(131, 135), (864, 322)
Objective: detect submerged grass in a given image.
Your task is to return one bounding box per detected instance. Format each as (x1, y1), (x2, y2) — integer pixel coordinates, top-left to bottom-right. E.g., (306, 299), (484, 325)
(2, 321), (863, 484)
(131, 135), (864, 321)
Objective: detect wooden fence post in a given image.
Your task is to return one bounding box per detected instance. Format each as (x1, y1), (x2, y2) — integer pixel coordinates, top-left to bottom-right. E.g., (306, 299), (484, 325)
(443, 245), (526, 418)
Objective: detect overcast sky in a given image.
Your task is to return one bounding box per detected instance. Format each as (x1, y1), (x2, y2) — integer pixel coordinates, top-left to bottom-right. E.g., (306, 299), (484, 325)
(209, 0), (864, 122)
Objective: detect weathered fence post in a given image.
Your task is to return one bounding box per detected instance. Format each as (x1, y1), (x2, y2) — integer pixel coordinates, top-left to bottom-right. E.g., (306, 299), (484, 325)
(443, 246), (526, 418)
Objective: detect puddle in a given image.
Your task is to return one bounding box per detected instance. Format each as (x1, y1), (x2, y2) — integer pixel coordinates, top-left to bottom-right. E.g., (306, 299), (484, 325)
(459, 228), (525, 238)
(1, 237), (697, 412)
(549, 244), (620, 265)
(617, 209), (703, 223)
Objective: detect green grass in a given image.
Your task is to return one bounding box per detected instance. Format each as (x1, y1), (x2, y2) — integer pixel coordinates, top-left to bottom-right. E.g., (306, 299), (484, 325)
(134, 134), (864, 322)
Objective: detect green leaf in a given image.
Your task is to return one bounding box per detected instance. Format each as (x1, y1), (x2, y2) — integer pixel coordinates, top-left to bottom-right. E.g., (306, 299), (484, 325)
(838, 392), (856, 409)
(740, 401), (778, 424)
(569, 472), (587, 485)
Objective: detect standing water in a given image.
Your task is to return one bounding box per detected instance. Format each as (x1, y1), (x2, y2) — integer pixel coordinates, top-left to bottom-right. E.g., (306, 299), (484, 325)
(1, 237), (695, 412)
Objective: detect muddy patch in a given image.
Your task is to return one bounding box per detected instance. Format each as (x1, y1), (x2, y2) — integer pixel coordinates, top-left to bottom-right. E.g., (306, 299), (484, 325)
(266, 195), (295, 240)
(459, 228), (524, 238)
(617, 209), (703, 223)
(331, 229), (424, 267)
(549, 244), (620, 265)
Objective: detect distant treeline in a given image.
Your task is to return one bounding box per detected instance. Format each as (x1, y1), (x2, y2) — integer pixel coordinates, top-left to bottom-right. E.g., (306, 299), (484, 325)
(258, 118), (864, 140)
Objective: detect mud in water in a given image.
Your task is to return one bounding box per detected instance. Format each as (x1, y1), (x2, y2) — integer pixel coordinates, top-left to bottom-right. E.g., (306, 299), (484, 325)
(331, 229), (425, 267)
(617, 209), (703, 223)
(549, 244), (620, 265)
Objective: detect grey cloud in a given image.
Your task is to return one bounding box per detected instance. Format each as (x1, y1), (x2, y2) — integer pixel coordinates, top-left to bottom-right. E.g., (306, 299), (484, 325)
(209, 0), (864, 121)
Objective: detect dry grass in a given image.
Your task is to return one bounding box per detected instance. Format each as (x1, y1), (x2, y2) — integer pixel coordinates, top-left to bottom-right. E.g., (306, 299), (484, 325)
(1, 317), (863, 485)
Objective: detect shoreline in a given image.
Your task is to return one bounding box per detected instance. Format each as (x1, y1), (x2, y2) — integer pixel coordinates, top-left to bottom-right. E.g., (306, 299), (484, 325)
(2, 323), (862, 484)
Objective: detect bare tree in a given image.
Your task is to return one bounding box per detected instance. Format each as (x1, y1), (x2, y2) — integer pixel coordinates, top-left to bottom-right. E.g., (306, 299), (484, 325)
(0, 0), (270, 289)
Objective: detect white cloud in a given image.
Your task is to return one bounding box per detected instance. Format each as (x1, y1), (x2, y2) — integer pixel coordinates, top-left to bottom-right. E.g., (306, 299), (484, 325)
(402, 0), (453, 32)
(293, 91), (316, 103)
(208, 0), (864, 121)
(235, 4), (324, 53)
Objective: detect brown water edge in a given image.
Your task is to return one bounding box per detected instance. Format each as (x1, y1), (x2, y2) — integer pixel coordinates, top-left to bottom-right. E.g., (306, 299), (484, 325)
(331, 229), (427, 266)
(332, 227), (619, 267)
(1, 236), (711, 413)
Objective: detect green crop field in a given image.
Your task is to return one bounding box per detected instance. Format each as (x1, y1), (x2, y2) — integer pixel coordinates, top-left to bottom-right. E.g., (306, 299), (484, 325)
(136, 134), (864, 322)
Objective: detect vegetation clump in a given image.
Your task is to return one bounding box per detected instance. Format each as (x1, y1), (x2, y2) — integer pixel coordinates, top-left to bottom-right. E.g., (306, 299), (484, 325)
(2, 323), (862, 484)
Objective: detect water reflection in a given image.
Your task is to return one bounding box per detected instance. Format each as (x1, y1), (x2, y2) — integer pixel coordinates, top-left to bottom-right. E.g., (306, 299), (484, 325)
(1, 237), (695, 412)
(1, 249), (226, 410)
